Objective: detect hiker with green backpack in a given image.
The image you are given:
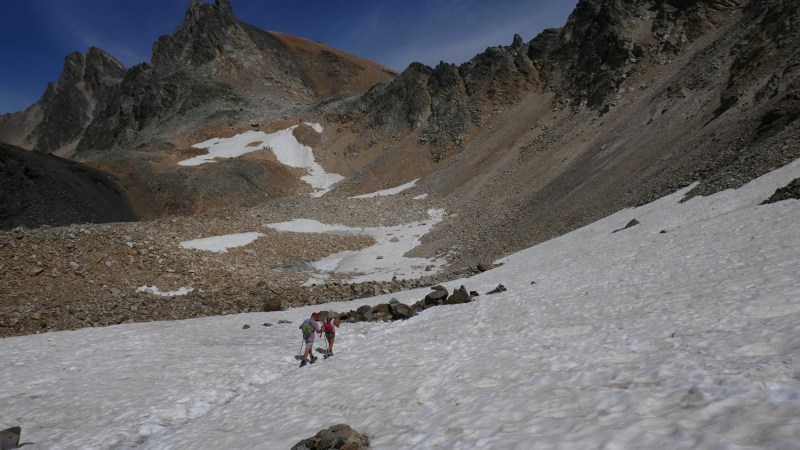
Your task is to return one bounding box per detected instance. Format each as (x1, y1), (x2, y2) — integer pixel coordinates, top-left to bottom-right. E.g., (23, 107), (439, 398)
(299, 312), (321, 367)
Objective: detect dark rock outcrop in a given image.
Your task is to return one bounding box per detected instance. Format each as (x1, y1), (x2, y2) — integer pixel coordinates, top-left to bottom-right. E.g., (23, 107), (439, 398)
(613, 218), (640, 233)
(338, 33), (541, 162)
(0, 142), (136, 230)
(0, 426), (21, 450)
(0, 48), (126, 157)
(445, 285), (471, 305)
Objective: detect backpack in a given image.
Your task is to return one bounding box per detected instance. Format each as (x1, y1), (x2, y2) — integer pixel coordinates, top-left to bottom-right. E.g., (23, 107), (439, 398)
(300, 321), (312, 339)
(323, 317), (340, 333)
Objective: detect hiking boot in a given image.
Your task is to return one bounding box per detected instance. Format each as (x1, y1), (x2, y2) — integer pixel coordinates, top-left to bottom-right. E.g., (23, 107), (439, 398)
(310, 355), (317, 363)
(300, 359), (307, 367)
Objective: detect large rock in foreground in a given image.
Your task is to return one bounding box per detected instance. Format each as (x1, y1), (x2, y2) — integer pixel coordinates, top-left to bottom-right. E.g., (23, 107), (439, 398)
(291, 424), (369, 450)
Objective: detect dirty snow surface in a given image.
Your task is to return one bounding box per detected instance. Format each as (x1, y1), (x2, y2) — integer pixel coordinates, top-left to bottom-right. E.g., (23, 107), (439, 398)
(1, 160), (800, 449)
(265, 208), (446, 284)
(179, 232), (265, 253)
(349, 178), (419, 198)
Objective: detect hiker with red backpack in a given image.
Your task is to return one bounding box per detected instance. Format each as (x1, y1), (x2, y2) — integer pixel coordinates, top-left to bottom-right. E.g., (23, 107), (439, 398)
(299, 312), (321, 367)
(322, 313), (340, 358)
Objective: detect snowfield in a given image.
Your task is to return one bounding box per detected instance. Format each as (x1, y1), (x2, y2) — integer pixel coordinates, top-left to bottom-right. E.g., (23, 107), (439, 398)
(178, 124), (343, 197)
(1, 159), (799, 449)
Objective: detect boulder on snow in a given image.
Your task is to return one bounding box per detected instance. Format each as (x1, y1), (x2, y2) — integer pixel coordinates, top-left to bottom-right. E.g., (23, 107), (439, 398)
(612, 218), (640, 233)
(424, 287), (449, 307)
(356, 305), (373, 322)
(0, 426), (21, 450)
(291, 424), (369, 450)
(390, 302), (416, 320)
(371, 304), (391, 321)
(445, 285), (472, 305)
(262, 298), (283, 312)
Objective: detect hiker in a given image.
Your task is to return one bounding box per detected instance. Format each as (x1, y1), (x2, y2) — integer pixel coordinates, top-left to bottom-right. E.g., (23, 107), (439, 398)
(299, 312), (321, 366)
(322, 313), (340, 358)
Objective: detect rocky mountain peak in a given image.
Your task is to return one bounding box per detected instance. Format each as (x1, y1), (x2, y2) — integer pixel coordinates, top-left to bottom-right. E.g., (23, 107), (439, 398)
(49, 47), (124, 89)
(29, 47), (126, 156)
(151, 0), (248, 72)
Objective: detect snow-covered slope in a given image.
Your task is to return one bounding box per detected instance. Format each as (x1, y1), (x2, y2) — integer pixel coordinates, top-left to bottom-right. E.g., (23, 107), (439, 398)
(1, 160), (799, 449)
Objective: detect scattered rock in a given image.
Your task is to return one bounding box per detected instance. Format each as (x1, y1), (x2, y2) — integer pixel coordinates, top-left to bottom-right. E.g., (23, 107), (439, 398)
(761, 178), (800, 204)
(242, 324), (250, 329)
(263, 322), (272, 327)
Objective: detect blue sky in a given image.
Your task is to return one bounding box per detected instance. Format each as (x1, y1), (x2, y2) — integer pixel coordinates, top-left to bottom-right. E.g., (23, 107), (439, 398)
(0, 0), (576, 114)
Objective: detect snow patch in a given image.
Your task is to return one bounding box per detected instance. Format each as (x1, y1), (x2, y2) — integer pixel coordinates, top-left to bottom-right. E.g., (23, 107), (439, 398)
(136, 286), (194, 297)
(180, 232), (264, 253)
(350, 179), (419, 199)
(304, 122), (323, 133)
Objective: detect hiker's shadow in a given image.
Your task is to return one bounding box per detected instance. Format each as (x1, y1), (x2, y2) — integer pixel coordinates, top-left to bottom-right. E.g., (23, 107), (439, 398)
(315, 346), (327, 355)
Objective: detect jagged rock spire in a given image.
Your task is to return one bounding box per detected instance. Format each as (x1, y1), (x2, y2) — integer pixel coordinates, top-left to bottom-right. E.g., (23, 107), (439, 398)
(152, 0), (245, 72)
